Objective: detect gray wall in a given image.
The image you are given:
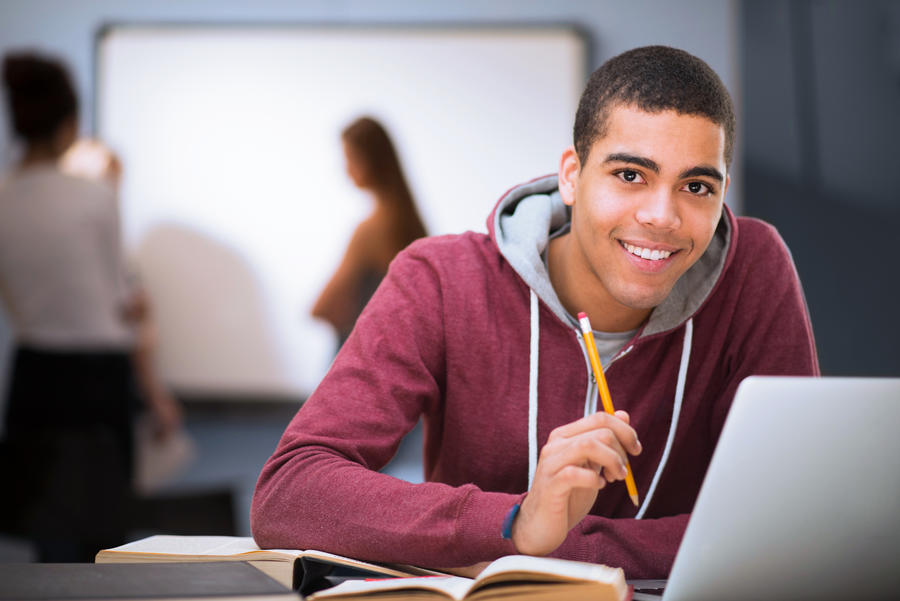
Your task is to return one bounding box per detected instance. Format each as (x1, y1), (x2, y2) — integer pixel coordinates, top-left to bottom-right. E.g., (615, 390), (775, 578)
(741, 0), (900, 377)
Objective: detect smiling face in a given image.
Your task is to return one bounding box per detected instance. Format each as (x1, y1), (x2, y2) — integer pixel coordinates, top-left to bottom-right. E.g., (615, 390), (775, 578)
(552, 103), (729, 331)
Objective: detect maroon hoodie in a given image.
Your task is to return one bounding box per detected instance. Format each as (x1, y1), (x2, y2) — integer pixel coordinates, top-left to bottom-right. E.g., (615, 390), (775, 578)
(251, 175), (819, 578)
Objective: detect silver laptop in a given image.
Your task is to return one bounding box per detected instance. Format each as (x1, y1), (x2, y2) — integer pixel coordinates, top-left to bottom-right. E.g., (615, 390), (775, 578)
(634, 376), (900, 601)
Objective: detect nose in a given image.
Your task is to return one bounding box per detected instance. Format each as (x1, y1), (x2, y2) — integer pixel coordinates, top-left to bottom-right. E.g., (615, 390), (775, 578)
(634, 189), (681, 230)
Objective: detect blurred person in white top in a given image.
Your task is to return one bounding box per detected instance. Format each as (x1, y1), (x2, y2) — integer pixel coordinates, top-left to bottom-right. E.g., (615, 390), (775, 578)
(0, 51), (180, 561)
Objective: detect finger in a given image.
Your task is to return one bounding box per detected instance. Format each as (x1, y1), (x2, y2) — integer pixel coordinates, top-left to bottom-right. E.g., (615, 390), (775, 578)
(541, 431), (630, 481)
(547, 464), (607, 493)
(612, 411), (641, 452)
(549, 412), (642, 456)
(542, 427), (628, 468)
(589, 461), (624, 484)
(549, 411), (620, 439)
(554, 426), (630, 469)
(600, 463), (626, 483)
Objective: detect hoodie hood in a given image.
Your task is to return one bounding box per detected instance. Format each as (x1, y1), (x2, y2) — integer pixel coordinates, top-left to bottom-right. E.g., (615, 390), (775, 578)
(487, 174), (733, 337)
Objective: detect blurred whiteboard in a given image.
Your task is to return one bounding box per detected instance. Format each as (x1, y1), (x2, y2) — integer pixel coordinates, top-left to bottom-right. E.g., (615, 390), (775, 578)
(97, 25), (586, 399)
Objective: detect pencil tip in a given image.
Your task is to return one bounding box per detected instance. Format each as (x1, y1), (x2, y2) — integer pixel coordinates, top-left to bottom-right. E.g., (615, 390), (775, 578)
(630, 494), (640, 507)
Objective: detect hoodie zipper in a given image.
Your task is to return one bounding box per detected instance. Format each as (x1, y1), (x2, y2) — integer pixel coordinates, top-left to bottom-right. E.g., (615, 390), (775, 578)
(575, 330), (636, 419)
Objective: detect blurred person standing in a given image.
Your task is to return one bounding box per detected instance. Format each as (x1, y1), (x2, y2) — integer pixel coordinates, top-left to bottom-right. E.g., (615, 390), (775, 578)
(312, 117), (427, 344)
(0, 51), (179, 561)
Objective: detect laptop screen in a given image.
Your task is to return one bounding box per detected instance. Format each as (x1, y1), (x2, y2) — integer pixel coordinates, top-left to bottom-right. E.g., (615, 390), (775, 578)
(661, 376), (900, 601)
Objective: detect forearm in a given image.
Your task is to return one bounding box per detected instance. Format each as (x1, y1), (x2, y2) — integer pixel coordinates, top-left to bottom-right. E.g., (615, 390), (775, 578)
(251, 443), (518, 568)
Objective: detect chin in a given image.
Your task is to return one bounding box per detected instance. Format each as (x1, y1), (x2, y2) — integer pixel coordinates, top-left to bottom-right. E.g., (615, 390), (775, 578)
(615, 286), (673, 312)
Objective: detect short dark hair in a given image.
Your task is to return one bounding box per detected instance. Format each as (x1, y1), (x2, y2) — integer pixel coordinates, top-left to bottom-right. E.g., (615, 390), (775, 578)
(2, 51), (78, 142)
(573, 45), (735, 168)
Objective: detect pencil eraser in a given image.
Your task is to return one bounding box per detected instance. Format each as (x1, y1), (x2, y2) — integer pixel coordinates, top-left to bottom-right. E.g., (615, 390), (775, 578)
(577, 312), (592, 333)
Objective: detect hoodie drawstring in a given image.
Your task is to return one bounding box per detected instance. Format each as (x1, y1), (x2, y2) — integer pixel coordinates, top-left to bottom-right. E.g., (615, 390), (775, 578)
(525, 289), (694, 518)
(635, 317), (692, 518)
(527, 289), (539, 489)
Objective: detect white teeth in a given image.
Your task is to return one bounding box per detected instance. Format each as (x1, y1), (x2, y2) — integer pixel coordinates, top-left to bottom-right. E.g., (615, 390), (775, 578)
(623, 242), (672, 261)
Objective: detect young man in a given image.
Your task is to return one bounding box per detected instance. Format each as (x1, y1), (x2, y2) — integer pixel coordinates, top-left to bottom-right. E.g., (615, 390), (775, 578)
(251, 46), (818, 579)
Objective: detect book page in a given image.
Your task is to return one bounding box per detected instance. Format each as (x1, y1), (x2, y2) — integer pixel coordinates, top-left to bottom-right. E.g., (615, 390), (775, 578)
(99, 535), (301, 559)
(310, 575), (474, 600)
(475, 555), (623, 585)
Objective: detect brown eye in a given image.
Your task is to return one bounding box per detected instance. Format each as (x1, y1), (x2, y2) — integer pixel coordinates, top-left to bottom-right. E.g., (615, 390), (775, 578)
(615, 169), (645, 185)
(686, 182), (709, 195)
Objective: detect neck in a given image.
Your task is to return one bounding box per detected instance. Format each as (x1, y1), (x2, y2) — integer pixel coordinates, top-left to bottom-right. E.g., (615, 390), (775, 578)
(547, 233), (651, 332)
(20, 141), (63, 168)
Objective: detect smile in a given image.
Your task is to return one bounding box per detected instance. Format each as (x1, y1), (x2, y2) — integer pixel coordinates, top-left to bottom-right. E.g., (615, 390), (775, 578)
(620, 242), (673, 261)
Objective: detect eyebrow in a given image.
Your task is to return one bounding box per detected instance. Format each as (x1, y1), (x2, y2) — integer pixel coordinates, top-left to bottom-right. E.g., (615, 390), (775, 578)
(603, 153), (724, 184)
(678, 165), (725, 183)
(604, 153), (659, 173)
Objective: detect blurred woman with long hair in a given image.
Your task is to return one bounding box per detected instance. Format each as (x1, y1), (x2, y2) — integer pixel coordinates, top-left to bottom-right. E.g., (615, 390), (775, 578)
(312, 116), (427, 343)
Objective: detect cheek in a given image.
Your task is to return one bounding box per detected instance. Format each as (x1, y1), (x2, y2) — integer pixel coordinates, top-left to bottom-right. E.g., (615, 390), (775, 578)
(576, 183), (627, 231)
(573, 202), (615, 247)
(684, 203), (723, 251)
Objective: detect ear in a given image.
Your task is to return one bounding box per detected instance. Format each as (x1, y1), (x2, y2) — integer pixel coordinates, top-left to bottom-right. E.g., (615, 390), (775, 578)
(558, 146), (580, 207)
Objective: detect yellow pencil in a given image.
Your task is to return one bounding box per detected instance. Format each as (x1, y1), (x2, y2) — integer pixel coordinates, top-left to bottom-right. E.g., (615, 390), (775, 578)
(577, 312), (640, 507)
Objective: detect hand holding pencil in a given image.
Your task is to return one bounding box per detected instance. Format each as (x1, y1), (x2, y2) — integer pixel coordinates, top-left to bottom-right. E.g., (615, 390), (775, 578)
(510, 315), (642, 557)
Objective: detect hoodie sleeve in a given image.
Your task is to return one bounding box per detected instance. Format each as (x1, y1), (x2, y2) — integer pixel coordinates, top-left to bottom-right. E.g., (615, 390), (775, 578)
(552, 514), (689, 579)
(706, 218), (821, 434)
(251, 242), (519, 568)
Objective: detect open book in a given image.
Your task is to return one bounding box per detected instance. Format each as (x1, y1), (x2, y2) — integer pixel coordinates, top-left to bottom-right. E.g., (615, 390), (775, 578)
(308, 554), (630, 601)
(95, 535), (432, 592)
